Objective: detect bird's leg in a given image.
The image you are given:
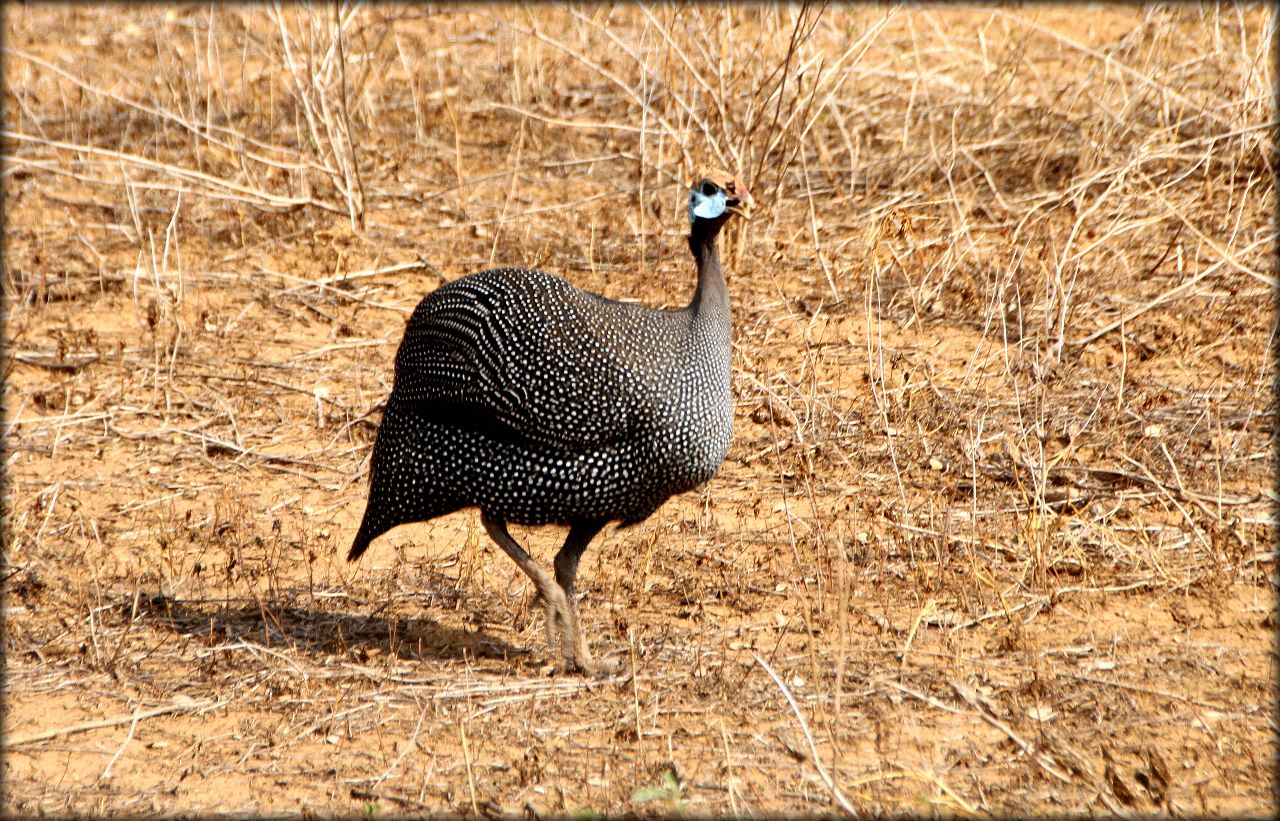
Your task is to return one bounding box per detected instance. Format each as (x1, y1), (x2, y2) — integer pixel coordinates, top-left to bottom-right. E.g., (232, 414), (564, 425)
(542, 598), (560, 655)
(554, 519), (612, 674)
(481, 513), (574, 670)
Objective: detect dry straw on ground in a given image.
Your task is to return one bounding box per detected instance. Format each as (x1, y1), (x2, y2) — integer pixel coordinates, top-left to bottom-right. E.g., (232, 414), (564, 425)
(3, 3), (1275, 816)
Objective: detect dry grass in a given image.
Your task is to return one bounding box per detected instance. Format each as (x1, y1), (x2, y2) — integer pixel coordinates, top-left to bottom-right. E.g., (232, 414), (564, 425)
(3, 3), (1275, 816)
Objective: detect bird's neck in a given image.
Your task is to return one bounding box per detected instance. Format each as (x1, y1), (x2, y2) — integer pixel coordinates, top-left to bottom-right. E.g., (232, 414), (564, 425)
(688, 223), (728, 315)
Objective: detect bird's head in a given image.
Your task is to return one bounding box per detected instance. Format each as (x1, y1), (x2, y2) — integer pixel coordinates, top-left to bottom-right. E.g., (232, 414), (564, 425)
(687, 167), (754, 229)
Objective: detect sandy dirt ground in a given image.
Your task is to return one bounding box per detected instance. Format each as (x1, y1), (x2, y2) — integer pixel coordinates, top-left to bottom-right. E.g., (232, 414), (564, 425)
(3, 4), (1275, 816)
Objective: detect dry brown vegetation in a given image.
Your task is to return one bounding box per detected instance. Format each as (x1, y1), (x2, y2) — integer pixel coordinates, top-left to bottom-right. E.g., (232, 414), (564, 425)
(3, 3), (1276, 816)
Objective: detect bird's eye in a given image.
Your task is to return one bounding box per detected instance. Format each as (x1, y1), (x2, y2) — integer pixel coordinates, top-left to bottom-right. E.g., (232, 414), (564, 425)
(700, 181), (718, 197)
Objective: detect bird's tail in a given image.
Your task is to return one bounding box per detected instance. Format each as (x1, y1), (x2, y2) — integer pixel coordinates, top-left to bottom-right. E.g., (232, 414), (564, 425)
(348, 422), (386, 561)
(347, 459), (381, 561)
(346, 408), (461, 561)
(347, 520), (376, 561)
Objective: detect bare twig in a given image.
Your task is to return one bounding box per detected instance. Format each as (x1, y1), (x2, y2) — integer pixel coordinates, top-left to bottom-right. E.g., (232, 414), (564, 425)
(3, 699), (217, 748)
(755, 654), (856, 816)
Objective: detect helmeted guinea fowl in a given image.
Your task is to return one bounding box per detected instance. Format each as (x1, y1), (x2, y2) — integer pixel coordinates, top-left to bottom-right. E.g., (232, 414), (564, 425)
(348, 169), (753, 673)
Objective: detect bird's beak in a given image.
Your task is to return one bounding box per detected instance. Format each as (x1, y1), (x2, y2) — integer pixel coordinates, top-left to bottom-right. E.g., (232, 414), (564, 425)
(726, 185), (755, 220)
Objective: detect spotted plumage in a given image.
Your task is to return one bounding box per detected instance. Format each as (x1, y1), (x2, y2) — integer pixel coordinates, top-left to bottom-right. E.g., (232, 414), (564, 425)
(349, 169), (754, 673)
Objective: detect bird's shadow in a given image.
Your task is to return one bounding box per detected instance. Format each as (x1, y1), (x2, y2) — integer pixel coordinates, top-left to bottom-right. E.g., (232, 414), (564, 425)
(126, 589), (534, 669)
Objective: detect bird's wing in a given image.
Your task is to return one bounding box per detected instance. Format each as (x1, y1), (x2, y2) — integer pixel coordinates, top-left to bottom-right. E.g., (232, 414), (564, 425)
(386, 272), (649, 451)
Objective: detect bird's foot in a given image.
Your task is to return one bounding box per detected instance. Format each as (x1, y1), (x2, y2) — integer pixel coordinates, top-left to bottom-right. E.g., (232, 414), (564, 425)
(538, 590), (620, 677)
(564, 625), (623, 677)
(578, 653), (622, 678)
(546, 652), (620, 678)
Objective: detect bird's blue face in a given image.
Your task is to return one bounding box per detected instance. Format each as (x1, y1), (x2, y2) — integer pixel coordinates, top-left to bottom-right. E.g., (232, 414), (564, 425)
(688, 180), (728, 225)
